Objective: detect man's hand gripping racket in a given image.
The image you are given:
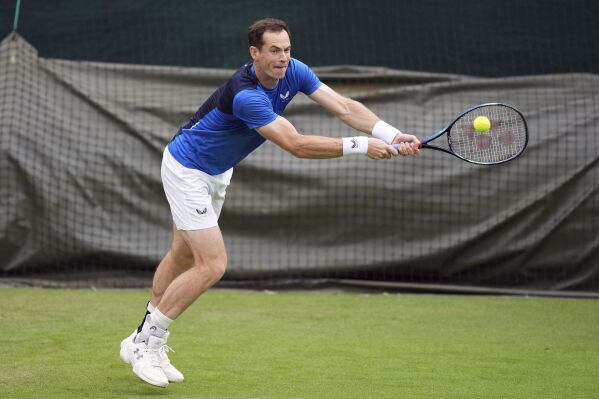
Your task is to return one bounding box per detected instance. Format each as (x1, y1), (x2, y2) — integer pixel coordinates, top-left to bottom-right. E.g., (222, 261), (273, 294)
(393, 103), (529, 165)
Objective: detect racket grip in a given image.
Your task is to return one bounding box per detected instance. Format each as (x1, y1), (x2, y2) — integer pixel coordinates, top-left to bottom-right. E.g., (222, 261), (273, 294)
(391, 143), (424, 149)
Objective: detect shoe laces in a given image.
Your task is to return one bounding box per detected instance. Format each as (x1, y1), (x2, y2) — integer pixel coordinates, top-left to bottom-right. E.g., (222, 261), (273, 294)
(158, 344), (175, 364)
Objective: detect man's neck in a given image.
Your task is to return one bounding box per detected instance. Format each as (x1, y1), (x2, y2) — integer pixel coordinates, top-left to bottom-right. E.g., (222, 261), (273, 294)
(253, 64), (278, 89)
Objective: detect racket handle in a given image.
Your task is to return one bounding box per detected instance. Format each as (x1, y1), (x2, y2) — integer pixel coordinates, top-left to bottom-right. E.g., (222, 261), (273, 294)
(391, 143), (424, 150)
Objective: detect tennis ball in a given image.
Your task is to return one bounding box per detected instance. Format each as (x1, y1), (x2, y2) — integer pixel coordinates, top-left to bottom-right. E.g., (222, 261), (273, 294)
(473, 116), (491, 133)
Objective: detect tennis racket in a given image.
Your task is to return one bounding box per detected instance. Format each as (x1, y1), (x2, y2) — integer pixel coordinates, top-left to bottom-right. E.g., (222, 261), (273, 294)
(393, 103), (528, 165)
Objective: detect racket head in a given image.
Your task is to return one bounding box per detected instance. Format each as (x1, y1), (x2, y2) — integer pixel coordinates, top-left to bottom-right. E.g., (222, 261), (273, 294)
(445, 103), (529, 165)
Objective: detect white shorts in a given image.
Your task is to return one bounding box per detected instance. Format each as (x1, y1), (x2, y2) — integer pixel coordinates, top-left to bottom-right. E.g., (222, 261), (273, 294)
(161, 146), (233, 230)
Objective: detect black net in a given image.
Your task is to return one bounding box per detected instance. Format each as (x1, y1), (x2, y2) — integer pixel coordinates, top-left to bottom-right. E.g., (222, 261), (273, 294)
(0, 0), (597, 293)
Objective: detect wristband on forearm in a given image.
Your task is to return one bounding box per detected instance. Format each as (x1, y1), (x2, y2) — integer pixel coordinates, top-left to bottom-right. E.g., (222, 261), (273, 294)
(372, 120), (400, 144)
(342, 136), (368, 155)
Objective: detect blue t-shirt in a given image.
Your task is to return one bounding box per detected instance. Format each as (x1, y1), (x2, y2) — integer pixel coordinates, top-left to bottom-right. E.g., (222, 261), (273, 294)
(168, 58), (322, 175)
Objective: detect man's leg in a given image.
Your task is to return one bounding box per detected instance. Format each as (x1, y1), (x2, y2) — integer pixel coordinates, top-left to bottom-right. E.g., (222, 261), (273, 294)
(132, 223), (194, 335)
(150, 223), (195, 308)
(154, 225), (227, 319)
(120, 224), (191, 388)
(121, 225), (227, 387)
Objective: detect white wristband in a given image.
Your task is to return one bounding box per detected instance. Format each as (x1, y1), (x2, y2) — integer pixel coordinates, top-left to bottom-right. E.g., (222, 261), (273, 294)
(342, 136), (368, 155)
(372, 120), (400, 144)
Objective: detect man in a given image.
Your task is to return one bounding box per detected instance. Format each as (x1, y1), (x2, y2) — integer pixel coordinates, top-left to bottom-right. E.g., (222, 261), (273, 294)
(120, 18), (421, 388)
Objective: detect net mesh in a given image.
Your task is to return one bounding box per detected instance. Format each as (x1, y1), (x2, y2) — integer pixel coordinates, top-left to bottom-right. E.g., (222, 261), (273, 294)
(0, 0), (597, 292)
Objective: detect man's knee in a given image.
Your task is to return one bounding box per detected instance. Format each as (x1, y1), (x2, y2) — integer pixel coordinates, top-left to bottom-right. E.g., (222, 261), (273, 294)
(183, 226), (227, 283)
(208, 256), (227, 283)
(195, 254), (227, 285)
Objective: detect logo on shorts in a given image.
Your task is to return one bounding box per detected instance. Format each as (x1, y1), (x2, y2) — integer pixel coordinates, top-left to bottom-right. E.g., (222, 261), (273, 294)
(196, 208), (208, 215)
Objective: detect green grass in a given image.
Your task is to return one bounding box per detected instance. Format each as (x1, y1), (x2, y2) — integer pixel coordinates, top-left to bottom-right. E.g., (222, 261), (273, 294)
(1, 288), (598, 398)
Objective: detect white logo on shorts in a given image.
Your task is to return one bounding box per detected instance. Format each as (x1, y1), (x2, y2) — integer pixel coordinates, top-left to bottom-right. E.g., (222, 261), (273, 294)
(196, 208), (208, 215)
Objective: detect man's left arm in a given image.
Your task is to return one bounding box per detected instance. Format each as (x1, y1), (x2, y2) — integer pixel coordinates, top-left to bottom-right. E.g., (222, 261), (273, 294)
(308, 84), (421, 156)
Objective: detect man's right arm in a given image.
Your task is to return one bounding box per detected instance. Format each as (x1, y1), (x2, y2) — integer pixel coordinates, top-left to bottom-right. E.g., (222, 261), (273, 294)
(256, 116), (397, 160)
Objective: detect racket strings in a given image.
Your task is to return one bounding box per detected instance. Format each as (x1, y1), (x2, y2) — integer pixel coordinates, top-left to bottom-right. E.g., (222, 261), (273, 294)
(449, 105), (527, 164)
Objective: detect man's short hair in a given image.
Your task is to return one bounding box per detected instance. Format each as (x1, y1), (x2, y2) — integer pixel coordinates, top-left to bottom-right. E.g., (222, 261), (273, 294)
(248, 18), (291, 49)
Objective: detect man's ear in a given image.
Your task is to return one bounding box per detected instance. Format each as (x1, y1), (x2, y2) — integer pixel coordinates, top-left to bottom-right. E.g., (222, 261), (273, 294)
(249, 46), (259, 60)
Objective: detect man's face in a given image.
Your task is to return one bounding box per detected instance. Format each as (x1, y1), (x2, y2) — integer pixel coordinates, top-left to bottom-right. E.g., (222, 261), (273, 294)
(251, 29), (291, 82)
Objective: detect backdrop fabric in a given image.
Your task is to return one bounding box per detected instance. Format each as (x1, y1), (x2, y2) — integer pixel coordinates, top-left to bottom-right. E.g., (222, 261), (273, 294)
(1, 33), (597, 291)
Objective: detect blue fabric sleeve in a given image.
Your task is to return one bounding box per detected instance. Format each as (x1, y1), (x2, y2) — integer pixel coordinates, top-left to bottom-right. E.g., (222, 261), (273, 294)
(232, 89), (278, 129)
(292, 58), (322, 95)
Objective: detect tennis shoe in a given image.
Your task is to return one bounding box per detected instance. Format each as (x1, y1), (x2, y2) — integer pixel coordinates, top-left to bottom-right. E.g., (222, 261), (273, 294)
(120, 329), (184, 383)
(120, 331), (169, 387)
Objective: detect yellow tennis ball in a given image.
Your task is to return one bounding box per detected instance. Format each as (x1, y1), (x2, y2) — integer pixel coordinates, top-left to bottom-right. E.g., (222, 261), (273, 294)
(473, 116), (491, 133)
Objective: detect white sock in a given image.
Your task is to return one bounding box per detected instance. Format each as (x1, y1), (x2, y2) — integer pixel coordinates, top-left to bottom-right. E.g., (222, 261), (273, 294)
(134, 308), (174, 344)
(147, 302), (156, 313)
(151, 308), (173, 330)
(136, 315), (165, 343)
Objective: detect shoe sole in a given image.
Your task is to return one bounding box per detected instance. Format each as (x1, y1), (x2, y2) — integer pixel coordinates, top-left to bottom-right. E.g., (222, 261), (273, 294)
(133, 368), (169, 388)
(166, 373), (184, 383)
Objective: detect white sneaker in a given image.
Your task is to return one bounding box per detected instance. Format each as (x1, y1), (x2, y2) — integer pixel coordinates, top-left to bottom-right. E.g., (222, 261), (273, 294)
(159, 331), (184, 383)
(120, 331), (169, 387)
(120, 330), (184, 383)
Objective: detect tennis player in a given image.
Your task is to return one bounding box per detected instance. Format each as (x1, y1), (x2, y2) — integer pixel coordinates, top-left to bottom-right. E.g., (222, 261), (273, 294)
(120, 18), (421, 387)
